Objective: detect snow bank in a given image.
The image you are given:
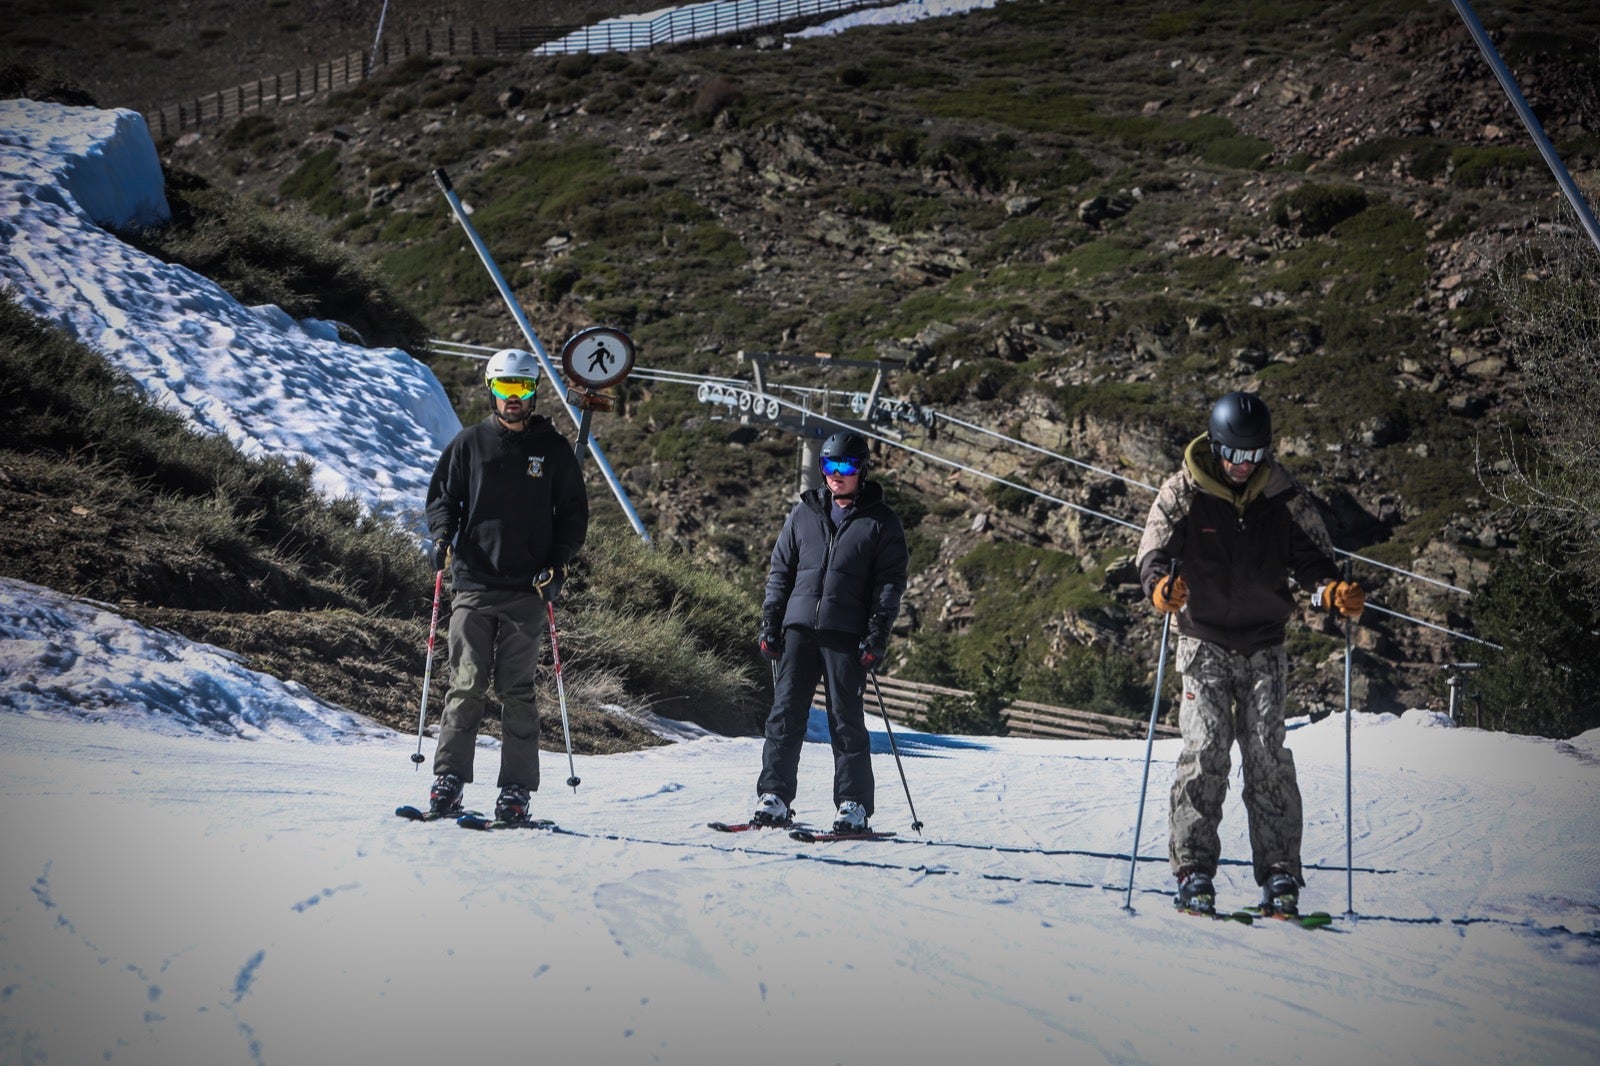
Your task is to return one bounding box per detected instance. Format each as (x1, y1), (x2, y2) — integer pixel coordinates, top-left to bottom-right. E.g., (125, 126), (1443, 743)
(0, 98), (169, 228)
(0, 100), (458, 529)
(0, 577), (390, 743)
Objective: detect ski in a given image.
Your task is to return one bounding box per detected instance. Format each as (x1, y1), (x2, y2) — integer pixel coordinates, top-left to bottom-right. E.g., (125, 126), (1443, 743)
(1175, 902), (1256, 924)
(708, 820), (808, 833)
(456, 813), (558, 832)
(396, 804), (483, 822)
(789, 827), (896, 843)
(1243, 906), (1335, 929)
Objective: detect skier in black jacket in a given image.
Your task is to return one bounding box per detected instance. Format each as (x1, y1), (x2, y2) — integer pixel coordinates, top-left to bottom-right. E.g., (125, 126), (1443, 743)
(423, 349), (588, 823)
(751, 430), (909, 834)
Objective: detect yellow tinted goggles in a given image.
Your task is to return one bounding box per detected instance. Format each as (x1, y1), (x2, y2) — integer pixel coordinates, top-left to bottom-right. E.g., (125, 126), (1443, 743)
(489, 376), (538, 400)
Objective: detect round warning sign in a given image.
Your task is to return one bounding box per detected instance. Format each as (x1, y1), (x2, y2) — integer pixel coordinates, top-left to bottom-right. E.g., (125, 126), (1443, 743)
(560, 326), (635, 391)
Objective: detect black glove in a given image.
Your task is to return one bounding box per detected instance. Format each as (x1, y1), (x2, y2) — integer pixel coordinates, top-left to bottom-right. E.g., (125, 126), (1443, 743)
(859, 614), (890, 672)
(431, 540), (452, 573)
(759, 604), (784, 661)
(534, 565), (566, 604)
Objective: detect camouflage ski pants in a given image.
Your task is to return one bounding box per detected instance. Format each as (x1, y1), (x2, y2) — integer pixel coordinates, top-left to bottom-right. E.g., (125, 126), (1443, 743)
(1168, 635), (1303, 887)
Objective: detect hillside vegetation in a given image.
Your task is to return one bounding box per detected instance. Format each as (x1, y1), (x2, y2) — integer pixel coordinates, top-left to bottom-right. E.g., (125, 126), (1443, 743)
(6, 0), (1599, 736)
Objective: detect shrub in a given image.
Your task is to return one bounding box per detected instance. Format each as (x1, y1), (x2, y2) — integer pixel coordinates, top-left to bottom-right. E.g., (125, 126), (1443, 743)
(689, 75), (743, 126)
(1469, 537), (1600, 738)
(1204, 135), (1273, 170)
(915, 641), (1016, 736)
(568, 523), (762, 731)
(278, 147), (360, 218)
(1020, 644), (1147, 718)
(1269, 184), (1369, 236)
(1449, 145), (1539, 187)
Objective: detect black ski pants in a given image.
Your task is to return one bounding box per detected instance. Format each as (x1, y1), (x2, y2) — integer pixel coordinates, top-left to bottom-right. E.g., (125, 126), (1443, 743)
(758, 626), (874, 817)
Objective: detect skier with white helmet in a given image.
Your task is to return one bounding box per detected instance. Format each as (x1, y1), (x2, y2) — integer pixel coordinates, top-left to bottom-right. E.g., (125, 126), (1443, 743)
(1138, 391), (1363, 917)
(422, 348), (589, 824)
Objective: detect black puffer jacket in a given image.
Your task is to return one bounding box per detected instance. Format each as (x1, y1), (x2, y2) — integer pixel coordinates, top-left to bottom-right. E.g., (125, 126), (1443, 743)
(426, 414), (589, 592)
(1137, 435), (1338, 653)
(764, 480), (909, 636)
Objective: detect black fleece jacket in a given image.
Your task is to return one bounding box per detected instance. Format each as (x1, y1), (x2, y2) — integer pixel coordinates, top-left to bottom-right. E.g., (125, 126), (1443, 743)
(425, 414), (589, 592)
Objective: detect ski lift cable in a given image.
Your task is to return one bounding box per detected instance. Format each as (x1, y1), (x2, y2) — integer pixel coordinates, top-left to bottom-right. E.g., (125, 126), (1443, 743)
(935, 409), (1161, 493)
(932, 409), (1469, 599)
(428, 343), (1485, 635)
(766, 395), (1156, 533)
(769, 396), (1501, 650)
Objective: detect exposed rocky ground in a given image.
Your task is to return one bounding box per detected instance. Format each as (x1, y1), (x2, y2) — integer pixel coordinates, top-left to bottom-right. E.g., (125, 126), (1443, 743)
(9, 0), (1599, 723)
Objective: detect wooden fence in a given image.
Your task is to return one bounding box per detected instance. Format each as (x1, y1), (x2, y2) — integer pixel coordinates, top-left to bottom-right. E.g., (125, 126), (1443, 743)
(145, 0), (899, 137)
(814, 674), (1180, 742)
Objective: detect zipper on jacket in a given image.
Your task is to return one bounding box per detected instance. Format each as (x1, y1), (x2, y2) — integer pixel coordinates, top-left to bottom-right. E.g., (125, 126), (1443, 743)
(814, 506), (840, 630)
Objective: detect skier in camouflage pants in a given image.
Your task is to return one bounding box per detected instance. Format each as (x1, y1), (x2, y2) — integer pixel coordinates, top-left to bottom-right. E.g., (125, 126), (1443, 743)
(1137, 392), (1365, 914)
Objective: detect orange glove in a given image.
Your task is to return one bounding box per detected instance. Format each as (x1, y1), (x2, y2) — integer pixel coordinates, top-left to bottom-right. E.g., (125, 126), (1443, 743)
(1314, 580), (1365, 619)
(1152, 574), (1188, 614)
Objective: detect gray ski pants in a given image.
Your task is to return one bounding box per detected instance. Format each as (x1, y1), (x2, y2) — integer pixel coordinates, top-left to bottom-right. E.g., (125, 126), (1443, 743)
(433, 588), (544, 790)
(1168, 635), (1303, 887)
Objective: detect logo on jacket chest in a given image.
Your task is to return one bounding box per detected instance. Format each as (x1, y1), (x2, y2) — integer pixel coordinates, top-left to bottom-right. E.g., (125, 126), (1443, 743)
(526, 456), (545, 478)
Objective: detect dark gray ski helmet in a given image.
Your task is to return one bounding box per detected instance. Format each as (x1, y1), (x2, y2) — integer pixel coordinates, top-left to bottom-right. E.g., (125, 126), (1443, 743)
(1208, 392), (1271, 459)
(819, 430), (870, 475)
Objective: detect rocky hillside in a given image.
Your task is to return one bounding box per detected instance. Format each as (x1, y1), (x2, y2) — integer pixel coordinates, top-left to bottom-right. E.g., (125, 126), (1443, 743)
(16, 0), (1600, 719)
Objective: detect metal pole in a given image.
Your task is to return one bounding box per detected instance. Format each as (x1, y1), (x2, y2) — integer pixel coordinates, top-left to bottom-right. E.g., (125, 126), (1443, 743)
(370, 0), (392, 68)
(1123, 607), (1175, 912)
(1343, 603), (1356, 917)
(431, 167), (652, 543)
(1449, 0), (1600, 254)
(868, 672), (924, 834)
(546, 602), (581, 792)
(411, 569), (444, 767)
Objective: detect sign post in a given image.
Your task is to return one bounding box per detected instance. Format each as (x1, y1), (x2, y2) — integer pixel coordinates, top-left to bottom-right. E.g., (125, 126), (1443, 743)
(559, 326), (636, 470)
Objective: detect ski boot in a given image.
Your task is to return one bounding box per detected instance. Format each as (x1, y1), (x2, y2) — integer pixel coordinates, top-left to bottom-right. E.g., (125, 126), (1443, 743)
(1174, 869), (1216, 915)
(832, 801), (869, 834)
(1261, 870), (1300, 916)
(750, 793), (791, 828)
(429, 773), (464, 817)
(495, 784), (532, 824)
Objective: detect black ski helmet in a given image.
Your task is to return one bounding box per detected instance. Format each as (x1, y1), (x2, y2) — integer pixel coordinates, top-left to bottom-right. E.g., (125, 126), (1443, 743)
(1207, 391), (1272, 452)
(820, 430), (870, 474)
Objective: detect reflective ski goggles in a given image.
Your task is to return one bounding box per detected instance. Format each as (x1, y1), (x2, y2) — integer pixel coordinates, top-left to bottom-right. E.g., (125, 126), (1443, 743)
(820, 456), (862, 477)
(489, 376), (538, 400)
(1214, 443), (1269, 465)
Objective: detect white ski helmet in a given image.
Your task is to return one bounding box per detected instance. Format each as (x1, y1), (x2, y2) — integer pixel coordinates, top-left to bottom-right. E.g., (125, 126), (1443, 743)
(484, 348), (541, 386)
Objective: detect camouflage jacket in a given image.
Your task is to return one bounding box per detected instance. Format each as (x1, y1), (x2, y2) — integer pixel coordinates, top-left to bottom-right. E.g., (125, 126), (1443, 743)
(1137, 435), (1338, 653)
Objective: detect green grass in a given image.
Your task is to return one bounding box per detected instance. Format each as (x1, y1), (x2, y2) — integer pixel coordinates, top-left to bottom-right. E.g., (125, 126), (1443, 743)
(119, 167), (428, 353)
(279, 147), (360, 218)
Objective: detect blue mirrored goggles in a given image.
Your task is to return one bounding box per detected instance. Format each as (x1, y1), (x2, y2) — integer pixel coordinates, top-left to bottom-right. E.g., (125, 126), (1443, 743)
(1214, 443), (1268, 465)
(820, 456), (862, 477)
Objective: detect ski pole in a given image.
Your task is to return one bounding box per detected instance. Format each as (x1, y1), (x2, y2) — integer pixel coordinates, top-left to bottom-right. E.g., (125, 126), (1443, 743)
(1123, 566), (1178, 912)
(868, 672), (924, 834)
(1343, 562), (1357, 917)
(411, 569), (445, 768)
(546, 601), (581, 791)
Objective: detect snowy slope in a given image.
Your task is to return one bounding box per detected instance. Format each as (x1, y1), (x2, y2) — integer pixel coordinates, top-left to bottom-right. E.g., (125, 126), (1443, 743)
(1, 591), (1597, 1066)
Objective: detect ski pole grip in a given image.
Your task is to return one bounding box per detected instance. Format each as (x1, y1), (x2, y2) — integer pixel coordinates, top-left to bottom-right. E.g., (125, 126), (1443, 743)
(432, 167), (453, 193)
